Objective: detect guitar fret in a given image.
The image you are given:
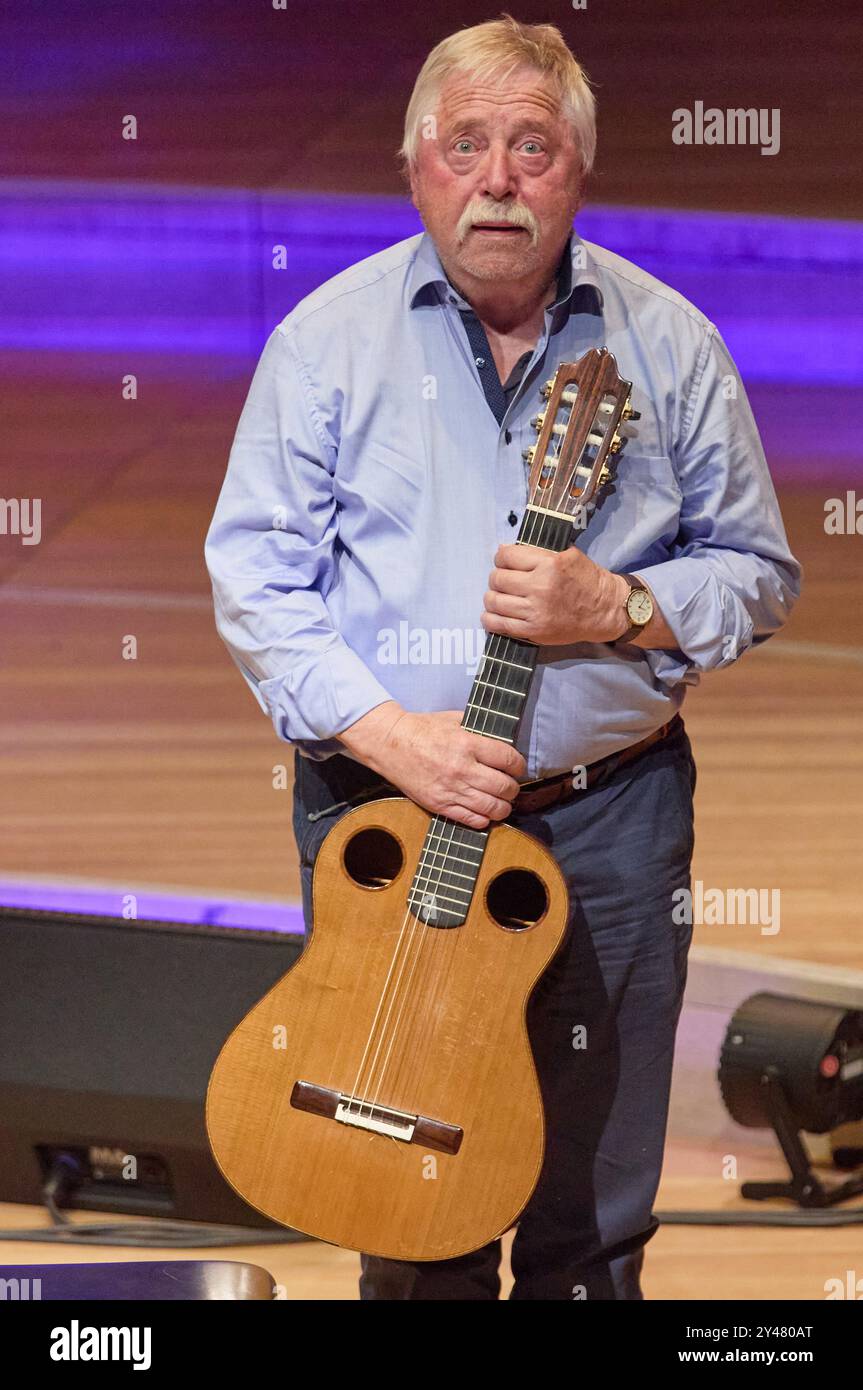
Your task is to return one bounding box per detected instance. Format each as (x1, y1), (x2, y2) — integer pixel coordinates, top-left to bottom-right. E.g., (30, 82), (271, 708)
(408, 878), (472, 900)
(479, 654), (533, 672)
(525, 503), (574, 521)
(427, 826), (485, 842)
(473, 685), (531, 706)
(411, 872), (472, 895)
(408, 887), (473, 909)
(409, 907), (463, 925)
(425, 833), (484, 858)
(410, 879), (473, 903)
(468, 686), (526, 712)
(465, 702), (518, 719)
(425, 839), (483, 861)
(473, 676), (525, 693)
(413, 861), (475, 884)
(427, 820), (487, 836)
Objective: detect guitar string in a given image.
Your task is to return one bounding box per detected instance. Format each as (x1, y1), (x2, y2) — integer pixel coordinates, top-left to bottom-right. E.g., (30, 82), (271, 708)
(348, 415), (573, 1119)
(344, 386), (605, 1121)
(348, 394), (597, 1120)
(378, 391), (620, 1105)
(379, 636), (536, 1104)
(340, 516), (547, 1122)
(370, 498), (554, 1106)
(378, 389), (624, 1109)
(358, 501), (552, 1115)
(345, 395), (583, 1121)
(375, 494), (549, 1101)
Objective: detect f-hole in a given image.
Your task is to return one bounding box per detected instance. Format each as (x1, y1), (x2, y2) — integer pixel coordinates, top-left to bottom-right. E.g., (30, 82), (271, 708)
(342, 827), (404, 889)
(486, 868), (548, 931)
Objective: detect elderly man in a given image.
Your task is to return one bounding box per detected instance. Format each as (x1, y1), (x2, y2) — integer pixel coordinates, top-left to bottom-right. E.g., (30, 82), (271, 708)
(205, 16), (800, 1299)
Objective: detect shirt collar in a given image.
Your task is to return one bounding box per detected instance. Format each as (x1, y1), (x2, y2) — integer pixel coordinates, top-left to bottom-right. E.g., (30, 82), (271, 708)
(408, 228), (603, 317)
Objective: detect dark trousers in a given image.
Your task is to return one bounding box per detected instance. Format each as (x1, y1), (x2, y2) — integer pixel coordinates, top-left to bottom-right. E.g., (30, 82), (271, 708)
(291, 718), (696, 1300)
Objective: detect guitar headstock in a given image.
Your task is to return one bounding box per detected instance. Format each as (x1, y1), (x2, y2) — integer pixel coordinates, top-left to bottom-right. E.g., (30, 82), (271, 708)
(523, 349), (637, 524)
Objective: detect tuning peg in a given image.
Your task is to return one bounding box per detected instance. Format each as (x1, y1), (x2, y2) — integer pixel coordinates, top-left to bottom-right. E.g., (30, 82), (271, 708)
(540, 379), (555, 399)
(522, 446), (536, 464)
(530, 412), (546, 431)
(609, 434), (623, 453)
(621, 402), (641, 421)
(599, 464), (612, 485)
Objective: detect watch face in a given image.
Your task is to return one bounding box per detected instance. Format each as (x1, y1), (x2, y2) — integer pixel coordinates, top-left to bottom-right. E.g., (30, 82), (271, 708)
(626, 588), (654, 625)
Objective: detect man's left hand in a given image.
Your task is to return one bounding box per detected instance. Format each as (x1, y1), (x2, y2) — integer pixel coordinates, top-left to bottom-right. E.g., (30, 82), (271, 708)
(481, 543), (631, 646)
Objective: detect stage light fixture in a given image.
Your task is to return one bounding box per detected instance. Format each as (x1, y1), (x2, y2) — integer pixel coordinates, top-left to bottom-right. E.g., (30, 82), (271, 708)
(719, 992), (863, 1208)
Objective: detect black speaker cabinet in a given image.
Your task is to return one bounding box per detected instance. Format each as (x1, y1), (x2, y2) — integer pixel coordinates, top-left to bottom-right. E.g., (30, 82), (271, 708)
(0, 905), (304, 1227)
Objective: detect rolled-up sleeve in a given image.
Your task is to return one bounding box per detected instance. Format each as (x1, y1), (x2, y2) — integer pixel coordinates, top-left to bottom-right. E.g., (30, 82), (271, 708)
(636, 324), (801, 683)
(204, 326), (394, 745)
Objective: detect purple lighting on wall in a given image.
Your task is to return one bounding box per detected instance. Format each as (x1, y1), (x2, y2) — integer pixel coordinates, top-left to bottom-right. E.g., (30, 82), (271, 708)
(2, 178), (862, 384)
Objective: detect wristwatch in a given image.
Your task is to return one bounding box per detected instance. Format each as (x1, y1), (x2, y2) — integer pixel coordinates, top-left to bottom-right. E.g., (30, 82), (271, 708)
(612, 573), (654, 644)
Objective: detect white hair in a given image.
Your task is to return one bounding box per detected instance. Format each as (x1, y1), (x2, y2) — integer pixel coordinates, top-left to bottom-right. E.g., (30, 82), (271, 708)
(399, 13), (597, 179)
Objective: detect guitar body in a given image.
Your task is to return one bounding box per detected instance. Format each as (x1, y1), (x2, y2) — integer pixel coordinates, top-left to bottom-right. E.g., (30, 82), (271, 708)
(206, 796), (569, 1261)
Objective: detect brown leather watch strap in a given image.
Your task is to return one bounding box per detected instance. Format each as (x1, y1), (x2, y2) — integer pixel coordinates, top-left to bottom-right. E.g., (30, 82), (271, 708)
(611, 573), (651, 646)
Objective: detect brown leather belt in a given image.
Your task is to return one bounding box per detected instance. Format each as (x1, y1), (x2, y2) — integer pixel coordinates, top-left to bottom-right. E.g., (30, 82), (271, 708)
(511, 715), (682, 816)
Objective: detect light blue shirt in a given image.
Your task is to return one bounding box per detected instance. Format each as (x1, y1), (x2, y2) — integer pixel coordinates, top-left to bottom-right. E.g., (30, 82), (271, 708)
(204, 228), (800, 778)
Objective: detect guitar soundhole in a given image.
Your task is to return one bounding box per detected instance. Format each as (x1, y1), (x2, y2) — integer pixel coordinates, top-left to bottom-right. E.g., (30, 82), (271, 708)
(342, 827), (404, 889)
(486, 869), (548, 931)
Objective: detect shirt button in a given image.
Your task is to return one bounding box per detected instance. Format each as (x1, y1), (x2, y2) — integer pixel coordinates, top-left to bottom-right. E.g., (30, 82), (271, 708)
(505, 429), (512, 444)
(448, 295), (456, 305)
(475, 356), (486, 368)
(508, 511), (518, 526)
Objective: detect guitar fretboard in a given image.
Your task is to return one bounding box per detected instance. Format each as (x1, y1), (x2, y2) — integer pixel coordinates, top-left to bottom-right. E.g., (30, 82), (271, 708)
(407, 506), (573, 928)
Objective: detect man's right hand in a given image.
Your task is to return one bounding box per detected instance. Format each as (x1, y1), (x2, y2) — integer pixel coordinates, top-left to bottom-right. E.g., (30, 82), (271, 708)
(338, 701), (526, 830)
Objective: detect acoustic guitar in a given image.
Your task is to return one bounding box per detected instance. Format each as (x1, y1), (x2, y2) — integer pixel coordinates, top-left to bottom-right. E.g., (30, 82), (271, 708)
(206, 348), (635, 1260)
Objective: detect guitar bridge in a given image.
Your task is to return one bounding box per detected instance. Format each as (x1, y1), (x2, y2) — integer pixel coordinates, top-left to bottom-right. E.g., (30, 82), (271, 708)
(291, 1080), (463, 1155)
(335, 1097), (416, 1142)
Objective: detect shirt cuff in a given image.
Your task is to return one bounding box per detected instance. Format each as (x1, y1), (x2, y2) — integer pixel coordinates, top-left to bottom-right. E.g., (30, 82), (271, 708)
(633, 558), (755, 677)
(257, 643), (395, 745)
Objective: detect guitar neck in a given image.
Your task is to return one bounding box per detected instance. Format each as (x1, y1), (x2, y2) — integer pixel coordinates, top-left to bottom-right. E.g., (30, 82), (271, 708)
(407, 506), (573, 930)
(461, 506), (573, 746)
